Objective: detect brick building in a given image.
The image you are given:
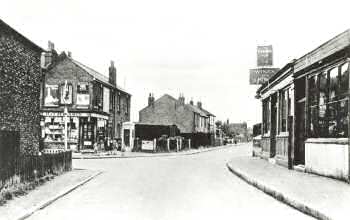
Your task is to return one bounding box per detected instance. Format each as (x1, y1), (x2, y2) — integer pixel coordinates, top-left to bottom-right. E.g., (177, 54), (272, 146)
(41, 43), (131, 151)
(0, 19), (44, 155)
(256, 29), (350, 181)
(139, 94), (215, 146)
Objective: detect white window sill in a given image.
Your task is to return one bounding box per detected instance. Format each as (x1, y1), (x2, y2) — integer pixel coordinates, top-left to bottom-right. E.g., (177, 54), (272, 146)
(276, 132), (289, 138)
(305, 138), (348, 145)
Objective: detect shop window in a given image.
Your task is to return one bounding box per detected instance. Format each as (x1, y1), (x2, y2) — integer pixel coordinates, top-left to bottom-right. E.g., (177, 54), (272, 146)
(329, 67), (338, 102)
(308, 62), (349, 138)
(340, 63), (349, 97)
(279, 89), (288, 133)
(308, 75), (318, 106)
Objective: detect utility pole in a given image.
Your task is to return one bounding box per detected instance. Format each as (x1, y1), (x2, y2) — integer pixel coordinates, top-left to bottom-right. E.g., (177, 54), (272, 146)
(63, 80), (69, 151)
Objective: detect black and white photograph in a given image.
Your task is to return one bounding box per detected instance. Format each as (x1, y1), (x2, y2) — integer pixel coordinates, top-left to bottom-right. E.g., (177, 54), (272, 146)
(1, 0), (350, 219)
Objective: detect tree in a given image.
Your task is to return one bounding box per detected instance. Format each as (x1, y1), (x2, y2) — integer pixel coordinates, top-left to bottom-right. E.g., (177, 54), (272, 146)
(215, 120), (222, 128)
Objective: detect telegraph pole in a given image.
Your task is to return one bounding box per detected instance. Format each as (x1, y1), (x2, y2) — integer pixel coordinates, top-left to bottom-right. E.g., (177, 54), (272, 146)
(63, 80), (69, 151)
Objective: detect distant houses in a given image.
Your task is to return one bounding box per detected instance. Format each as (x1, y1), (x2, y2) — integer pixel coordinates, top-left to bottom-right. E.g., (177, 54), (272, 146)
(135, 93), (215, 148)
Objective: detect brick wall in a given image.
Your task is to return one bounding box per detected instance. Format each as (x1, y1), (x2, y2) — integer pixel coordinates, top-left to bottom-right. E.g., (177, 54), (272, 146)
(44, 55), (131, 139)
(43, 55), (94, 110)
(0, 22), (43, 154)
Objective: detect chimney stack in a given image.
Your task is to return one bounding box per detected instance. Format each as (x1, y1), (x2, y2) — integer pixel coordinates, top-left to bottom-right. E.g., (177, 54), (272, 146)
(41, 41), (56, 68)
(68, 51), (72, 58)
(197, 101), (202, 109)
(148, 93), (155, 106)
(178, 93), (185, 105)
(148, 93), (152, 106)
(189, 98), (194, 105)
(109, 60), (116, 86)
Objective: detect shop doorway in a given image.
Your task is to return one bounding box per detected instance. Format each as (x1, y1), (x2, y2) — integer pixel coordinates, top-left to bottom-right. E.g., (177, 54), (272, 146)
(124, 129), (130, 147)
(294, 77), (306, 165)
(270, 93), (277, 158)
(295, 100), (305, 165)
(80, 117), (95, 150)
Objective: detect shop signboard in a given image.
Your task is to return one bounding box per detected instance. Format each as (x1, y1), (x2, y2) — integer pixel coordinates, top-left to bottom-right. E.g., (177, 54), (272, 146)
(41, 112), (109, 120)
(44, 85), (59, 106)
(141, 140), (154, 151)
(257, 45), (273, 67)
(249, 68), (279, 85)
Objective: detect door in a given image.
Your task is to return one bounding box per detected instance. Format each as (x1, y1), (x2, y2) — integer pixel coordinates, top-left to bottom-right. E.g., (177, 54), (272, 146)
(124, 129), (130, 147)
(270, 93), (277, 157)
(295, 100), (305, 165)
(80, 118), (94, 149)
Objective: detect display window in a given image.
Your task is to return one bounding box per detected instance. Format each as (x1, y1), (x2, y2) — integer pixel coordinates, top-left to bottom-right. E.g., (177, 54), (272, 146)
(307, 62), (349, 138)
(43, 116), (79, 143)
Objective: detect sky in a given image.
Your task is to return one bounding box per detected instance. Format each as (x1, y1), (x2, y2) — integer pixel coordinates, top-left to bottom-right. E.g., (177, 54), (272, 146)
(2, 0), (350, 127)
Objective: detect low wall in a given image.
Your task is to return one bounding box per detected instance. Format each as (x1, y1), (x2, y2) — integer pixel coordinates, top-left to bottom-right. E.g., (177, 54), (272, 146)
(261, 136), (271, 158)
(305, 138), (349, 181)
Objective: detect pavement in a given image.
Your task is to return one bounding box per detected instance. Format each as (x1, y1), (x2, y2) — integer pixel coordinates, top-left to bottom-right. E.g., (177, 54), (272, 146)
(26, 143), (312, 220)
(0, 169), (101, 220)
(72, 144), (237, 159)
(227, 156), (350, 220)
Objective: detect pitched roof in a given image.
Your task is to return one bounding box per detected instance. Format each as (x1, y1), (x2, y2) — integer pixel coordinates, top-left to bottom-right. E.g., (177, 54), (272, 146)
(185, 104), (214, 117)
(69, 57), (130, 95)
(140, 93), (215, 117)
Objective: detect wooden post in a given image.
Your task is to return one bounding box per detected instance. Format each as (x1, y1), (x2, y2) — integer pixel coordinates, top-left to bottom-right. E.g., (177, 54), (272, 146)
(347, 57), (350, 182)
(153, 138), (156, 153)
(189, 139), (191, 150)
(288, 116), (293, 169)
(167, 138), (170, 152)
(176, 139), (179, 152)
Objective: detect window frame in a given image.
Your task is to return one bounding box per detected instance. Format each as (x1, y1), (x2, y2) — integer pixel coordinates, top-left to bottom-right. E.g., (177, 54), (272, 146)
(307, 61), (349, 138)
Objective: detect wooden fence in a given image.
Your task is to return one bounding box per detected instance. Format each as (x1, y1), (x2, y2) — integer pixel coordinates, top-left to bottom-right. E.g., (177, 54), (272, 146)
(0, 151), (72, 190)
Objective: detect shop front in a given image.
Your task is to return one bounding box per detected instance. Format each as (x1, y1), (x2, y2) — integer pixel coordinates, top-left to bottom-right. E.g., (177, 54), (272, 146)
(41, 111), (109, 151)
(292, 30), (350, 181)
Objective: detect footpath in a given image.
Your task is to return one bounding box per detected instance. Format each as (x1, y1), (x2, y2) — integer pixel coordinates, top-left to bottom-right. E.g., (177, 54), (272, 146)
(73, 144), (237, 159)
(0, 169), (101, 220)
(227, 157), (350, 220)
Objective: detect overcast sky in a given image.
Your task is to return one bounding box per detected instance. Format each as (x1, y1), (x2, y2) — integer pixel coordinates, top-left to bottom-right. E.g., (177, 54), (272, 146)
(2, 0), (350, 127)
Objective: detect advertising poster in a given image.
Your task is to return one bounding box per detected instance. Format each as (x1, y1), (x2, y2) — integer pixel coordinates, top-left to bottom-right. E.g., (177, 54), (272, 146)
(60, 83), (73, 105)
(77, 94), (90, 106)
(44, 85), (59, 106)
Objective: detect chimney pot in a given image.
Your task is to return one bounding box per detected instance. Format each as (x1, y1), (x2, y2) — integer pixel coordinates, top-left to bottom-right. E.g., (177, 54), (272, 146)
(48, 41), (54, 51)
(109, 60), (117, 86)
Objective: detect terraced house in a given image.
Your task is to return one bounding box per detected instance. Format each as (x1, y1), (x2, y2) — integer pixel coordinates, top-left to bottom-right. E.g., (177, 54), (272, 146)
(139, 94), (215, 147)
(256, 29), (350, 182)
(40, 43), (131, 151)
